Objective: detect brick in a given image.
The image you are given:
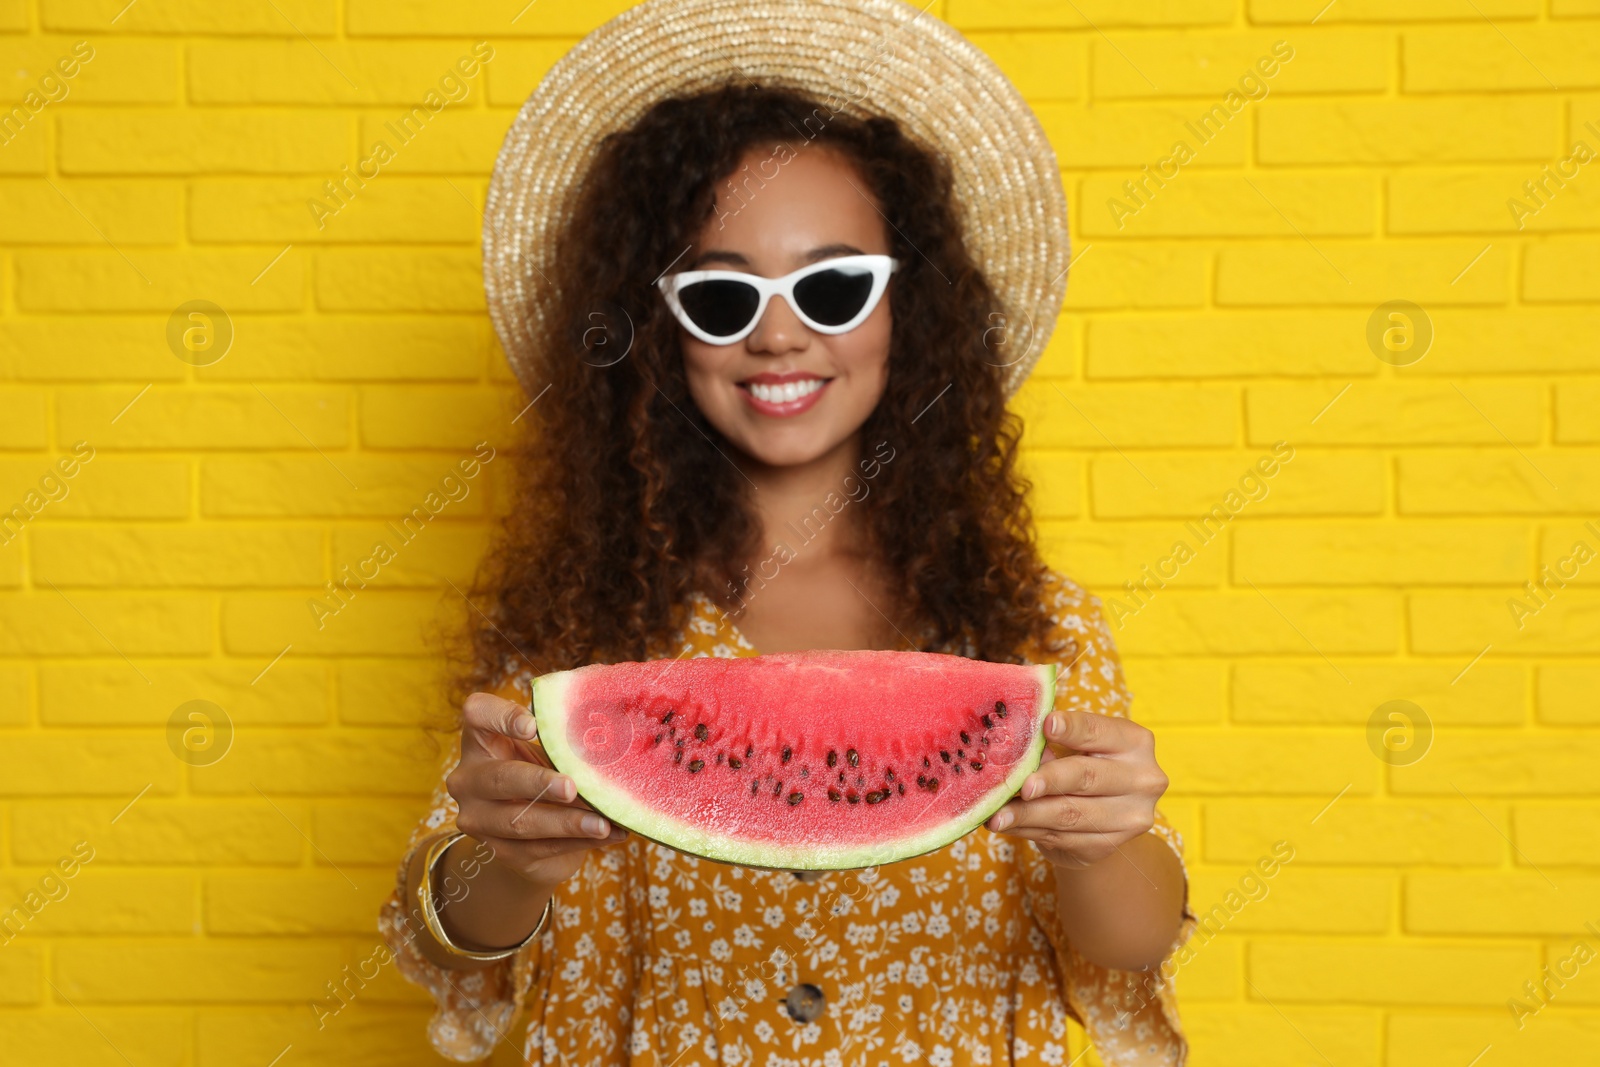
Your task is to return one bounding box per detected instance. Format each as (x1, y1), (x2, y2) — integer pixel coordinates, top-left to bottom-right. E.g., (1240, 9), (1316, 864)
(1013, 382), (1237, 448)
(0, 386), (47, 448)
(1233, 521), (1531, 585)
(0, 122), (47, 175)
(0, 945), (41, 1005)
(0, 0), (23, 29)
(0, 457), (190, 519)
(1205, 800), (1507, 865)
(194, 316), (488, 381)
(1120, 658), (1225, 724)
(0, 593), (211, 655)
(38, 660), (328, 727)
(1390, 168), (1600, 235)
(1180, 1006), (1379, 1067)
(1525, 237), (1600, 301)
(1250, 941), (1539, 1005)
(53, 939), (345, 1002)
(0, 1011), (187, 1066)
(1190, 868), (1392, 933)
(201, 455), (494, 517)
(1025, 312), (1078, 380)
(197, 1008), (451, 1066)
(13, 799), (305, 864)
(1158, 729), (1378, 794)
(1064, 244), (1209, 309)
(0, 179), (179, 244)
(330, 523), (487, 589)
(14, 251), (304, 312)
(205, 869), (394, 934)
(1085, 312), (1377, 379)
(1216, 242), (1510, 307)
(311, 799), (434, 863)
(1405, 25), (1600, 91)
(1538, 522), (1600, 587)
(1390, 730), (1600, 794)
(948, 0), (1234, 28)
(190, 177), (479, 244)
(347, 0), (634, 34)
(357, 110), (509, 173)
(1048, 522), (1227, 589)
(0, 735), (180, 796)
(1040, 103), (1248, 168)
(966, 32), (1084, 101)
(1116, 592), (1400, 655)
(360, 385), (517, 449)
(1259, 98), (1556, 165)
(315, 248), (482, 311)
(59, 387), (349, 449)
(1252, 0), (1537, 18)
(1017, 452), (1083, 520)
(1084, 173), (1375, 238)
(1389, 1014), (1600, 1067)
(1540, 666), (1600, 724)
(0, 871), (193, 934)
(1399, 452), (1600, 514)
(33, 526), (325, 589)
(0, 664), (29, 725)
(1410, 591), (1600, 654)
(485, 40), (582, 105)
(2, 39), (177, 103)
(1232, 662), (1526, 726)
(188, 41), (494, 105)
(1248, 382), (1542, 446)
(338, 658), (456, 729)
(1403, 309), (1600, 374)
(1171, 939), (1241, 1001)
(1557, 382), (1600, 442)
(0, 318), (190, 381)
(1406, 874), (1600, 934)
(188, 729), (440, 795)
(1513, 803), (1600, 864)
(222, 591), (452, 657)
(1095, 31), (1387, 99)
(1092, 451), (1386, 519)
(43, 0), (334, 33)
(59, 111), (349, 175)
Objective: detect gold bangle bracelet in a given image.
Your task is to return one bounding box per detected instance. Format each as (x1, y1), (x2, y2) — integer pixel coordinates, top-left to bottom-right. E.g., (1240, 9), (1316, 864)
(417, 831), (553, 962)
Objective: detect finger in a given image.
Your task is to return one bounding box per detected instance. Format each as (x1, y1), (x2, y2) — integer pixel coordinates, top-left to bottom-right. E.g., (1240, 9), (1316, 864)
(461, 691), (538, 749)
(478, 829), (629, 867)
(1041, 710), (1146, 757)
(1018, 753), (1140, 801)
(988, 795), (1148, 836)
(459, 798), (620, 842)
(473, 758), (578, 804)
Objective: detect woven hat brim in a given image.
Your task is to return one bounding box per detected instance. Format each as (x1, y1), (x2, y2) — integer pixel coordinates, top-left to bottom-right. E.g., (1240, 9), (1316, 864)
(483, 0), (1070, 399)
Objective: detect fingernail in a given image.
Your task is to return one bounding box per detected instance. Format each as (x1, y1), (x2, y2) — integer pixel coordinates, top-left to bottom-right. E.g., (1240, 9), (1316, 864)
(557, 777), (576, 802)
(1023, 777), (1039, 801)
(582, 814), (609, 837)
(991, 811), (1012, 831)
(1046, 713), (1064, 737)
(517, 713), (537, 738)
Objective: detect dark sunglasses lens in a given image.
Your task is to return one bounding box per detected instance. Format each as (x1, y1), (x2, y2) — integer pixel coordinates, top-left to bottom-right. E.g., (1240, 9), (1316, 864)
(677, 279), (760, 338)
(793, 266), (875, 327)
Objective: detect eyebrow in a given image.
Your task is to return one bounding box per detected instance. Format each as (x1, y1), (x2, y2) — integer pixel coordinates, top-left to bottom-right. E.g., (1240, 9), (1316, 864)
(687, 242), (866, 270)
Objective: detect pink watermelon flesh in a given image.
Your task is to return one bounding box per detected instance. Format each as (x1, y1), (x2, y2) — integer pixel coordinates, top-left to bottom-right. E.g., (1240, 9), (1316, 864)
(531, 649), (1056, 870)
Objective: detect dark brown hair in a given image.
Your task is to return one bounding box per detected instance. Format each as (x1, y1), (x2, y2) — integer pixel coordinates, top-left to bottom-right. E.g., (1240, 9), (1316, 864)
(455, 80), (1059, 706)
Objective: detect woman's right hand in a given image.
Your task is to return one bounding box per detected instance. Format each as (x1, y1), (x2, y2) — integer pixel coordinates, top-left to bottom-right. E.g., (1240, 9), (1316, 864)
(446, 691), (629, 890)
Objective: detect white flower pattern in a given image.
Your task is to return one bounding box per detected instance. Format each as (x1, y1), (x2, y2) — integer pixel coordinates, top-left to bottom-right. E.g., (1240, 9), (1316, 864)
(378, 571), (1193, 1065)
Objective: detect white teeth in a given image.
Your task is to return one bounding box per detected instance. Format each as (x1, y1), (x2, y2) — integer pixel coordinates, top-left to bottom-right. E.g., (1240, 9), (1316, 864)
(748, 378), (825, 404)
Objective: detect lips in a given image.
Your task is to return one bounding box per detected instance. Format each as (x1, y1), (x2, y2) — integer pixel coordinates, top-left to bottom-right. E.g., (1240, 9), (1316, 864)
(738, 372), (832, 417)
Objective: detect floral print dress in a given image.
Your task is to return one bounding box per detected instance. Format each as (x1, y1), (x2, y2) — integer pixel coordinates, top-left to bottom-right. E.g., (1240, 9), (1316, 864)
(378, 571), (1195, 1066)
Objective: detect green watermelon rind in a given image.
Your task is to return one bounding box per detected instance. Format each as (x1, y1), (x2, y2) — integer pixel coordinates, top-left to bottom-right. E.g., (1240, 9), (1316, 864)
(531, 661), (1058, 871)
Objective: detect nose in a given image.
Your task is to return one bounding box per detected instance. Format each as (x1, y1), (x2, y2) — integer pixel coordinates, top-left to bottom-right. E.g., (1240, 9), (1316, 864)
(745, 292), (810, 357)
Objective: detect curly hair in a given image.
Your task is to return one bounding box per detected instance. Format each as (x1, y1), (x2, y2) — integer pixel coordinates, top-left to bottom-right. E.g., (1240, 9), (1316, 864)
(456, 80), (1061, 704)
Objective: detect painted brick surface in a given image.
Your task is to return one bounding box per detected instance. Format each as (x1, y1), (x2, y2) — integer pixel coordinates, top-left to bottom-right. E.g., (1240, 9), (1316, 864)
(0, 2), (1595, 1065)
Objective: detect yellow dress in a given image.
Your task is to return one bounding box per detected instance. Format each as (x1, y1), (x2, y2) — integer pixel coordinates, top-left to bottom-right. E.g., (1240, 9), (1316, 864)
(379, 570), (1194, 1065)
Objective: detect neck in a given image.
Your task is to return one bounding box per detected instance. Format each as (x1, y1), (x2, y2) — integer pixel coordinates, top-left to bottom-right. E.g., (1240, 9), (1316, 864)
(738, 433), (865, 564)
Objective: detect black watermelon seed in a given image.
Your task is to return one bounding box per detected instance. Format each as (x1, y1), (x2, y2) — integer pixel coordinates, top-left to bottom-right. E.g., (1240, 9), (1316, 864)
(954, 764), (962, 775)
(688, 759), (704, 773)
(729, 756), (742, 770)
(788, 792), (803, 806)
(751, 779), (760, 795)
(675, 738), (685, 747)
(885, 768), (895, 781)
(856, 776), (865, 787)
(846, 791), (859, 804)
(781, 746), (792, 763)
(971, 761), (984, 772)
(846, 748), (859, 768)
(662, 710), (675, 724)
(916, 774), (927, 786)
(674, 749), (683, 764)
(897, 782), (906, 795)
(745, 744), (754, 758)
(715, 752), (723, 764)
(828, 789), (841, 802)
(826, 750), (838, 768)
(694, 723), (708, 741)
(995, 700), (1007, 718)
(865, 790), (886, 804)
(772, 781), (782, 797)
(799, 767), (809, 778)
(652, 733), (662, 745)
(960, 732), (970, 745)
(940, 750), (951, 764)
(981, 713), (993, 728)
(980, 736), (989, 745)
(923, 756), (931, 769)
(927, 777), (940, 791)
(838, 771), (846, 782)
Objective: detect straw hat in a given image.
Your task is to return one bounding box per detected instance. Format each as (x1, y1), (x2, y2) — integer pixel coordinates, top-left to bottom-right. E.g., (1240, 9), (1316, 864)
(483, 0), (1070, 399)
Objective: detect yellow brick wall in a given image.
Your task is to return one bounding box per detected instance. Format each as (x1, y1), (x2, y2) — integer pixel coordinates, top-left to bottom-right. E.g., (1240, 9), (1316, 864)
(1, 0), (1596, 1064)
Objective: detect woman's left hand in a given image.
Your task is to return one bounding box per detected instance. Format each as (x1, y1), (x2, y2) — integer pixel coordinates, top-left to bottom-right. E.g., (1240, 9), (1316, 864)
(985, 710), (1169, 870)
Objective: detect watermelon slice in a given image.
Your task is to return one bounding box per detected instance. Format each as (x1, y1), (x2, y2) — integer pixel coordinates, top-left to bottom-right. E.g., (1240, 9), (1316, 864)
(531, 650), (1056, 870)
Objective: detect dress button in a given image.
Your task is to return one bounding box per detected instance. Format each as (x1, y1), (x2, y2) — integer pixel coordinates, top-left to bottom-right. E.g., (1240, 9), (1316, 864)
(785, 982), (826, 1023)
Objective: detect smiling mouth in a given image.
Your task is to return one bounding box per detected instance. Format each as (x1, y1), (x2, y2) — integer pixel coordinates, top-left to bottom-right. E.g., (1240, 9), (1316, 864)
(740, 377), (831, 404)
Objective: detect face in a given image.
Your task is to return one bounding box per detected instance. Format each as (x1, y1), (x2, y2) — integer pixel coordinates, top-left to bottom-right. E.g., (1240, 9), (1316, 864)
(674, 142), (893, 470)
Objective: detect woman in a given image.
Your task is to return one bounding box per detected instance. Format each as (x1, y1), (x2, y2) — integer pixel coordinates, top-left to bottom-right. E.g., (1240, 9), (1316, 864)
(379, 5), (1193, 1064)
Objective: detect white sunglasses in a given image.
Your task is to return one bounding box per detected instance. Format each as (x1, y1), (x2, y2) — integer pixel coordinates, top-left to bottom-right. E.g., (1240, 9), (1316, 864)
(657, 253), (900, 346)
